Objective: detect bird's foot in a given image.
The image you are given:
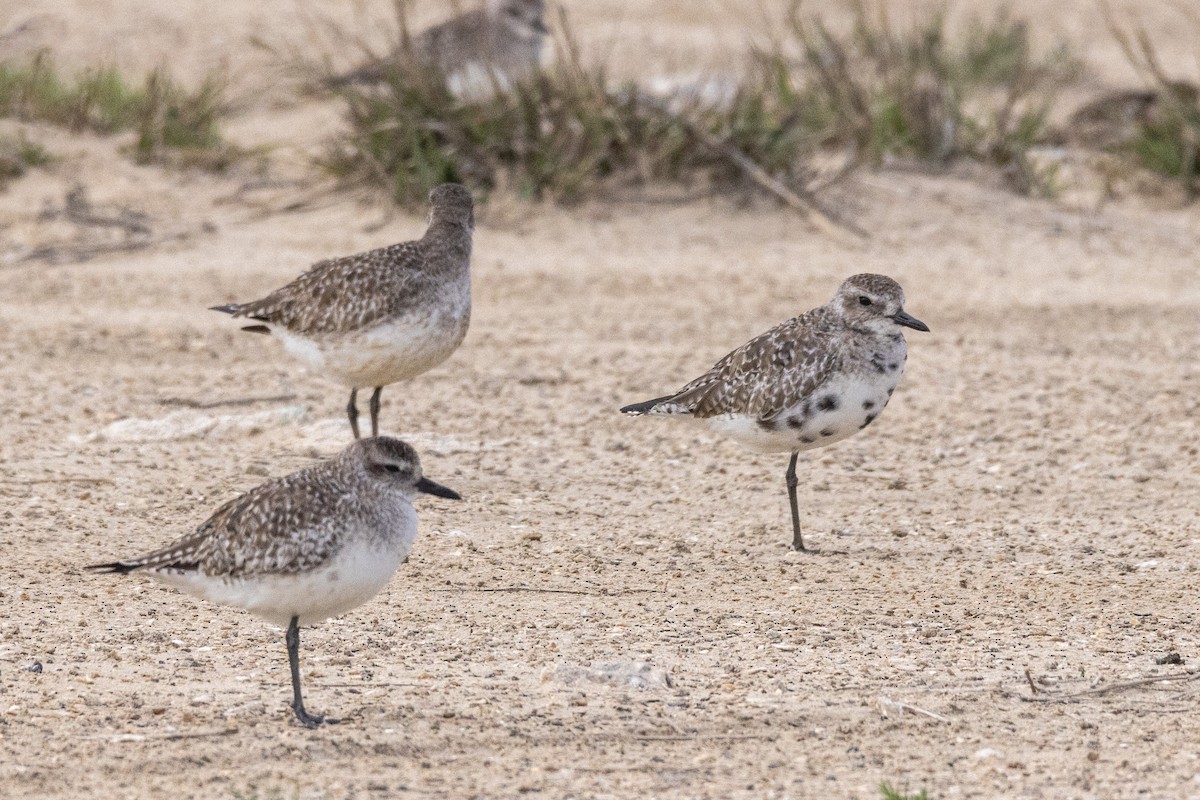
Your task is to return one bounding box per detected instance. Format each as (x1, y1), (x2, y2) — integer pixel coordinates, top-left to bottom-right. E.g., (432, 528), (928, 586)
(292, 705), (334, 729)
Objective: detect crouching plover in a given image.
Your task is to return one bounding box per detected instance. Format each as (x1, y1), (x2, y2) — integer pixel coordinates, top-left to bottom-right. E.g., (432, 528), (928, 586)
(621, 274), (929, 553)
(212, 184), (473, 440)
(333, 0), (547, 101)
(87, 437), (460, 728)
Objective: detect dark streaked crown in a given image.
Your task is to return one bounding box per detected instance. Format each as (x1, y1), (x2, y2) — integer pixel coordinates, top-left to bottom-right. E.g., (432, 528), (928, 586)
(345, 436), (422, 478)
(428, 183), (474, 230)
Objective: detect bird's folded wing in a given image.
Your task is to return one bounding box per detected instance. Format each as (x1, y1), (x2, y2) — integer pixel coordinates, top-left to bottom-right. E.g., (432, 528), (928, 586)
(233, 242), (427, 335)
(672, 318), (840, 421)
(119, 472), (356, 577)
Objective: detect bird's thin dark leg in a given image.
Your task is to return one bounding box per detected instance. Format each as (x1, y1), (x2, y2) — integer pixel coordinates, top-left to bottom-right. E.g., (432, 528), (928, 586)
(369, 386), (383, 438)
(785, 452), (811, 552)
(347, 388), (361, 440)
(286, 615), (324, 728)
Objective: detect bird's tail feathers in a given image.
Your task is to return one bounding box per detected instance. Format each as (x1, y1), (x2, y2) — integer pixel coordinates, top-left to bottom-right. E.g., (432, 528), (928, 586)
(85, 561), (142, 575)
(620, 394), (680, 415)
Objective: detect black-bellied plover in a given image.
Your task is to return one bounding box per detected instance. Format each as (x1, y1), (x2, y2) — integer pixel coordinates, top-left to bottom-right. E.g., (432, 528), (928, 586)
(334, 0), (547, 101)
(212, 184), (473, 440)
(621, 274), (929, 552)
(87, 437), (460, 728)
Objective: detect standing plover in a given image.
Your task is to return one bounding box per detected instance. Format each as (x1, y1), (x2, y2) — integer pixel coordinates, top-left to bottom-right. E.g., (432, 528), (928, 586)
(87, 437), (460, 728)
(620, 274), (929, 552)
(333, 0), (547, 101)
(212, 183), (473, 440)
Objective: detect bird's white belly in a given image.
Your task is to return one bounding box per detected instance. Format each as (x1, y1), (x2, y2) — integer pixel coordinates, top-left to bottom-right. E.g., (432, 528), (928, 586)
(274, 308), (469, 389)
(158, 518), (417, 627)
(709, 367), (904, 454)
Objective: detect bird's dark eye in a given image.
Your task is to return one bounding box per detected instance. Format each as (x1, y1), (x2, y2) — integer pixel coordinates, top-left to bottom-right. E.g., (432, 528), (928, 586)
(859, 296), (873, 306)
(384, 464), (402, 474)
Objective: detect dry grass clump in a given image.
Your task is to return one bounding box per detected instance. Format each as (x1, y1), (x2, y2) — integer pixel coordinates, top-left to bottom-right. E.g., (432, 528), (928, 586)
(320, 2), (1077, 213)
(0, 132), (51, 187)
(1104, 6), (1200, 195)
(770, 2), (1076, 192)
(0, 52), (240, 170)
(321, 14), (749, 206)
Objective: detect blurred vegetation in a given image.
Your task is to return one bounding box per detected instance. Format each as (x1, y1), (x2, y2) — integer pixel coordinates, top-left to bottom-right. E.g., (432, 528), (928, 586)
(771, 2), (1076, 193)
(321, 14), (746, 206)
(0, 51), (241, 170)
(320, 2), (1077, 208)
(1105, 5), (1200, 195)
(880, 783), (930, 800)
(0, 132), (51, 187)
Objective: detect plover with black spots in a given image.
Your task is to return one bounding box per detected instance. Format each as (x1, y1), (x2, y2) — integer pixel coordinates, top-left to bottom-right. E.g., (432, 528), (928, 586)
(87, 437), (460, 728)
(621, 274), (929, 552)
(334, 0), (547, 101)
(212, 184), (473, 440)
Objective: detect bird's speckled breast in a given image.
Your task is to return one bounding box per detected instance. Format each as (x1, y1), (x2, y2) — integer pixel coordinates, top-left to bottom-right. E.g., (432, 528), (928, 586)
(711, 333), (908, 454)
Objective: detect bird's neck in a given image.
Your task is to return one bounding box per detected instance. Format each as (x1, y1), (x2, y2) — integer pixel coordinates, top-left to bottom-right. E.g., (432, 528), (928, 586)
(423, 220), (473, 262)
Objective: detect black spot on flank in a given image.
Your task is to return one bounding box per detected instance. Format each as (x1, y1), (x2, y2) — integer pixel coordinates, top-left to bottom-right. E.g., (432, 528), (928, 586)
(801, 400), (812, 417)
(799, 436), (816, 444)
(862, 400), (875, 410)
(887, 387), (895, 396)
(820, 428), (835, 437)
(787, 416), (805, 429)
(860, 413), (878, 429)
(817, 395), (839, 412)
(888, 362), (899, 371)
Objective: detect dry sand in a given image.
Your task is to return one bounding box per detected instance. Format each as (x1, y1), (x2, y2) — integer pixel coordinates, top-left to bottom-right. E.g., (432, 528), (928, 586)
(1, 1), (1199, 798)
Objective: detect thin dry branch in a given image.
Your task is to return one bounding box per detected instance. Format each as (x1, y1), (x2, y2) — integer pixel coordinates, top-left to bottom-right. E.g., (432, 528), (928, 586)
(685, 121), (868, 245)
(89, 727), (238, 742)
(428, 585), (661, 595)
(158, 394), (298, 410)
(1007, 672), (1199, 704)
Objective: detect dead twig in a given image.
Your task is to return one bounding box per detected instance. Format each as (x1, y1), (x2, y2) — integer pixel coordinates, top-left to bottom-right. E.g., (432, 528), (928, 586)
(877, 695), (950, 722)
(428, 585), (660, 595)
(90, 727), (238, 742)
(634, 733), (776, 742)
(1025, 667), (1041, 694)
(0, 476), (116, 485)
(158, 394), (298, 410)
(1077, 672), (1198, 697)
(669, 113), (867, 246)
(38, 186), (153, 236)
(1006, 672), (1199, 704)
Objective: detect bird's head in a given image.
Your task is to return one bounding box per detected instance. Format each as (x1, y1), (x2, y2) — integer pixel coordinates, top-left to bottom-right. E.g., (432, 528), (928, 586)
(833, 273), (929, 334)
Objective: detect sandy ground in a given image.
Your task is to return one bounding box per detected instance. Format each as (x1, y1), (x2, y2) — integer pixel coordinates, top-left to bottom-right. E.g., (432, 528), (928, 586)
(2, 2), (1200, 799)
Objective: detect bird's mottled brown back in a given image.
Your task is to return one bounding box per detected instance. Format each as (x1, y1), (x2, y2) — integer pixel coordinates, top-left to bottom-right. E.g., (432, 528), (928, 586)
(224, 185), (473, 336)
(120, 458), (374, 578)
(228, 242), (435, 335)
(659, 307), (842, 420)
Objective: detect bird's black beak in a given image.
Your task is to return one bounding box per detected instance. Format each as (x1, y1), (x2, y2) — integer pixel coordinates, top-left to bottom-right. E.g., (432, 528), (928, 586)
(416, 477), (461, 500)
(892, 310), (930, 332)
